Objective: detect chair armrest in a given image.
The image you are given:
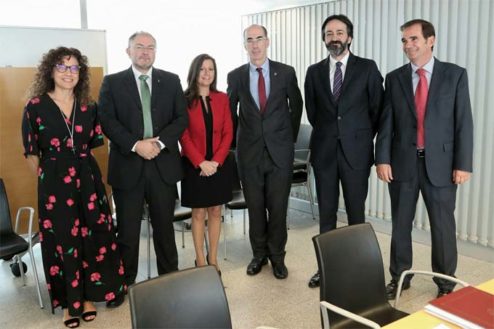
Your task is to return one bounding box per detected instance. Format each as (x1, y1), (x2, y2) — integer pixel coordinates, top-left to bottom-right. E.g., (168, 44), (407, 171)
(15, 207), (35, 248)
(394, 270), (470, 308)
(320, 301), (381, 329)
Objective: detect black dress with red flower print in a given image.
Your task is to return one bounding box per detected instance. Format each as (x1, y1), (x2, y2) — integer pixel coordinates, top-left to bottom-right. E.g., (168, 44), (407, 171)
(21, 94), (125, 316)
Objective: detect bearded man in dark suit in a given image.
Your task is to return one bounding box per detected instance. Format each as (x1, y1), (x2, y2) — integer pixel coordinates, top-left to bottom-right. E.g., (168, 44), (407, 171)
(305, 14), (384, 288)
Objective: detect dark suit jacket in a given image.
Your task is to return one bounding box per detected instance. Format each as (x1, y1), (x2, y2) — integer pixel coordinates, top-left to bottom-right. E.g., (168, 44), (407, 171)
(180, 91), (233, 167)
(304, 53), (384, 170)
(227, 60), (303, 169)
(98, 67), (188, 189)
(375, 58), (473, 187)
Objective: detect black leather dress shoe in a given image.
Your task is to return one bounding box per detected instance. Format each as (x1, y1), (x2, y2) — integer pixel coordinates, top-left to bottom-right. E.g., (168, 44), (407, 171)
(386, 279), (411, 300)
(106, 293), (125, 308)
(272, 261), (288, 279)
(308, 271), (320, 288)
(437, 287), (452, 298)
(246, 257), (268, 276)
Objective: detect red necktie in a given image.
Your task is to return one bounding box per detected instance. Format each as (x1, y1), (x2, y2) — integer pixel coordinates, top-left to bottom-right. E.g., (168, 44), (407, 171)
(256, 67), (267, 114)
(414, 68), (428, 149)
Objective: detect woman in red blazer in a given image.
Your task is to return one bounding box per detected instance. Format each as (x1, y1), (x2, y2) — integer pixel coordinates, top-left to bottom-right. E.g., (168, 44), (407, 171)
(180, 54), (234, 274)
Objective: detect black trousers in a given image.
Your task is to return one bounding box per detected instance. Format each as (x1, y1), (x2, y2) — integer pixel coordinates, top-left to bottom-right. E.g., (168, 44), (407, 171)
(389, 156), (458, 290)
(313, 142), (370, 234)
(239, 149), (292, 263)
(113, 161), (178, 285)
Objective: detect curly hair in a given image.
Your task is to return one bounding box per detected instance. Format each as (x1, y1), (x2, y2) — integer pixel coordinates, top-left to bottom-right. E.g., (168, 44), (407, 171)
(184, 54), (218, 108)
(27, 47), (91, 103)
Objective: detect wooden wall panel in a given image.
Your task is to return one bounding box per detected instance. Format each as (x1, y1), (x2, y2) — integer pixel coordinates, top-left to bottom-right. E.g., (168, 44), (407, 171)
(0, 67), (107, 233)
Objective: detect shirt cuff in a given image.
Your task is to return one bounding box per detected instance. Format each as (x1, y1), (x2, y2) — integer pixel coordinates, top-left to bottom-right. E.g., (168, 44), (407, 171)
(156, 140), (165, 150)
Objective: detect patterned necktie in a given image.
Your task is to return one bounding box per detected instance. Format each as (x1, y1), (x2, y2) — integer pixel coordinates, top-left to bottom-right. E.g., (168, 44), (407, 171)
(333, 61), (343, 101)
(139, 75), (153, 138)
(414, 68), (428, 149)
(256, 67), (267, 113)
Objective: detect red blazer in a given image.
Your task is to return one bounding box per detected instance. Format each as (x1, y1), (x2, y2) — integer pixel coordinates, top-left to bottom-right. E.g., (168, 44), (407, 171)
(180, 91), (233, 168)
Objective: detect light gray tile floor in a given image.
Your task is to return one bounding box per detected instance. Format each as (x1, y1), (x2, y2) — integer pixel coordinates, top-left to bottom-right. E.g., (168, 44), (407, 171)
(1, 208), (493, 328)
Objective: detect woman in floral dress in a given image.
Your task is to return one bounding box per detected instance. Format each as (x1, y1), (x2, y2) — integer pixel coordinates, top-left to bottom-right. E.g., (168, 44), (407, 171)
(22, 47), (125, 328)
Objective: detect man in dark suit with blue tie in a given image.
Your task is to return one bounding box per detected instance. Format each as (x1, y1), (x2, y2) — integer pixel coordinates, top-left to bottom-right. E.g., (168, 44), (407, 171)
(227, 24), (303, 279)
(98, 32), (188, 287)
(376, 19), (473, 299)
(304, 15), (384, 288)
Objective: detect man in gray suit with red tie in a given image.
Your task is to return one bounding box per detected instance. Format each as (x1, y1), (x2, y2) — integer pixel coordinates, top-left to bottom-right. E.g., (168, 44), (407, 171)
(304, 15), (384, 288)
(376, 19), (473, 299)
(227, 24), (303, 279)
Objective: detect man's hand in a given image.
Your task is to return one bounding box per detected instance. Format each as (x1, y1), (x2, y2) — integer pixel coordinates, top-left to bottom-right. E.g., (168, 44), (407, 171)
(199, 161), (217, 177)
(452, 170), (471, 185)
(376, 164), (393, 183)
(135, 138), (161, 160)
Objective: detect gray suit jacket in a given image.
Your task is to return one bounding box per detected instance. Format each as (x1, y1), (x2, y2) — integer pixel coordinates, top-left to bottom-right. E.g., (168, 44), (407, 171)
(375, 58), (473, 187)
(227, 60), (303, 169)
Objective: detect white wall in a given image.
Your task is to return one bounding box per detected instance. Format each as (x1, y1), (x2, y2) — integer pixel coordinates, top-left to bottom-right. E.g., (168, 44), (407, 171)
(0, 0), (331, 90)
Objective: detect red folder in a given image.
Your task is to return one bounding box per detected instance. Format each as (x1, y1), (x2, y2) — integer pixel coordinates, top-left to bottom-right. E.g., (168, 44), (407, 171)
(424, 286), (494, 329)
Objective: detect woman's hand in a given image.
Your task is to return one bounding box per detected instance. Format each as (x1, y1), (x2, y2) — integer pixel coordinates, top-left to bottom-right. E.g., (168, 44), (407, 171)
(199, 161), (217, 176)
(26, 155), (40, 176)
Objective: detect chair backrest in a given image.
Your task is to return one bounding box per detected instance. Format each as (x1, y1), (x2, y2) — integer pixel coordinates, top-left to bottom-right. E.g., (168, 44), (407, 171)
(294, 124), (312, 161)
(0, 178), (14, 235)
(129, 266), (232, 329)
(229, 151), (242, 192)
(312, 223), (388, 327)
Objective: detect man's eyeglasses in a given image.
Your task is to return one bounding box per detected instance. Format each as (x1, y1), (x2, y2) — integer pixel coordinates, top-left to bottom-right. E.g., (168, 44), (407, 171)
(133, 45), (156, 51)
(54, 64), (81, 74)
(245, 36), (267, 45)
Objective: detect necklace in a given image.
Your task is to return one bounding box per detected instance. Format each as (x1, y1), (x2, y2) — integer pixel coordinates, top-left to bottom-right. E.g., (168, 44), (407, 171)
(58, 97), (77, 154)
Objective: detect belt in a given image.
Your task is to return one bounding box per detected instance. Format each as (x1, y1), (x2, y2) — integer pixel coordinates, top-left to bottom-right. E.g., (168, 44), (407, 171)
(417, 149), (425, 158)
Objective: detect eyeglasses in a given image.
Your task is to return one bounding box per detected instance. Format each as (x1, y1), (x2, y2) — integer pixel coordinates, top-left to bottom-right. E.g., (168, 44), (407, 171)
(54, 64), (80, 74)
(245, 36), (267, 45)
(133, 45), (156, 51)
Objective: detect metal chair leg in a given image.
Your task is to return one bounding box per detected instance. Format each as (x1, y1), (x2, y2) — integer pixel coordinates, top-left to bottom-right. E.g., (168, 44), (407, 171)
(222, 209), (227, 260)
(181, 222), (185, 248)
(147, 216), (151, 279)
(306, 182), (316, 220)
(243, 209), (246, 235)
(28, 245), (44, 308)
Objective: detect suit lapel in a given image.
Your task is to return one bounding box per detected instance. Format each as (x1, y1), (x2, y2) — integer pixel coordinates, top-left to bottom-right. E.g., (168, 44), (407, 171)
(317, 58), (335, 107)
(338, 54), (357, 113)
(124, 67), (142, 110)
(397, 64), (416, 117)
(151, 68), (159, 107)
(241, 63), (262, 116)
(428, 58), (444, 110)
(265, 59), (280, 112)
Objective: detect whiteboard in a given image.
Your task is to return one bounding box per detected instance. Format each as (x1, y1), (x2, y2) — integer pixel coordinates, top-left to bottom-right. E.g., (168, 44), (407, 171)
(0, 25), (107, 71)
